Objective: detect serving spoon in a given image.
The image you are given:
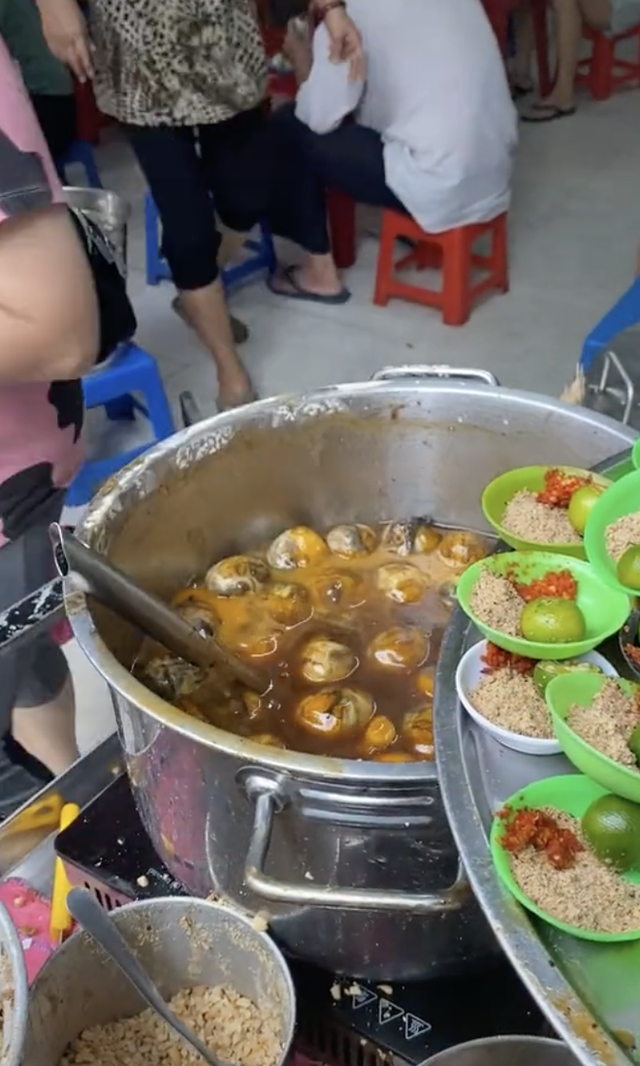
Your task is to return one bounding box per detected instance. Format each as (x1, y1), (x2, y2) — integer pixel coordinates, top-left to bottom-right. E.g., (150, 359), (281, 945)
(66, 889), (226, 1066)
(50, 524), (269, 695)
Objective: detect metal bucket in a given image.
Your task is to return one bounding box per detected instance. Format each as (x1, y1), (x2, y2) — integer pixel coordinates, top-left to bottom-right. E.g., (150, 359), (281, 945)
(23, 897), (296, 1066)
(0, 900), (28, 1066)
(63, 185), (130, 269)
(422, 1036), (579, 1066)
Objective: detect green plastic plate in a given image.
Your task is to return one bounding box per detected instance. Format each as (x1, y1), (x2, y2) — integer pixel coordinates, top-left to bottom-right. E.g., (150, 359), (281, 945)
(583, 470), (640, 596)
(456, 551), (630, 660)
(482, 465), (610, 558)
(490, 774), (640, 942)
(546, 672), (640, 803)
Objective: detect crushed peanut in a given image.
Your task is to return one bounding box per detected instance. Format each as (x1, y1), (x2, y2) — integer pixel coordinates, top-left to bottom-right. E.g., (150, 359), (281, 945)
(509, 810), (640, 934)
(502, 491), (580, 545)
(470, 569), (523, 637)
(60, 985), (283, 1066)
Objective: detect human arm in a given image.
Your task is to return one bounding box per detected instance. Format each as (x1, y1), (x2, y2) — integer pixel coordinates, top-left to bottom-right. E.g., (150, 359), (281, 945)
(0, 39), (98, 383)
(295, 22), (363, 134)
(314, 0), (364, 82)
(0, 203), (99, 383)
(35, 0), (93, 81)
(283, 18), (314, 84)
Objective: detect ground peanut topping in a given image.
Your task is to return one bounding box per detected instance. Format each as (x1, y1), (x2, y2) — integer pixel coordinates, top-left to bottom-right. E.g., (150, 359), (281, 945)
(503, 807), (640, 934)
(502, 490), (580, 545)
(60, 985), (283, 1066)
(567, 678), (640, 771)
(605, 512), (640, 562)
(470, 569), (523, 636)
(472, 668), (553, 738)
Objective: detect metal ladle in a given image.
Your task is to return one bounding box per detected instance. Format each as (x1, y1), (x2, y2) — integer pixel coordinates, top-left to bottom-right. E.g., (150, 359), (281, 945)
(65, 889), (226, 1066)
(50, 524), (269, 694)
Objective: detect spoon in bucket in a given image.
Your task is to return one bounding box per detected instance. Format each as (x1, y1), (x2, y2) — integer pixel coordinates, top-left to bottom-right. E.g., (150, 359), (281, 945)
(50, 524), (269, 696)
(66, 889), (227, 1066)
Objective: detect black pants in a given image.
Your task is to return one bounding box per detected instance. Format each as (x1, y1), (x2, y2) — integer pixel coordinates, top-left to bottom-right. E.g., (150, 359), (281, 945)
(31, 94), (77, 163)
(127, 108), (277, 291)
(270, 103), (404, 256)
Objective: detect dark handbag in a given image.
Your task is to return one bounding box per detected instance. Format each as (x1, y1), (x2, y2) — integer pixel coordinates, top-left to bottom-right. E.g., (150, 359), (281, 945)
(67, 206), (137, 365)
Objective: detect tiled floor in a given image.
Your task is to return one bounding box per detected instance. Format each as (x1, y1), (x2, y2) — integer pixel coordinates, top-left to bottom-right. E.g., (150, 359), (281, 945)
(65, 85), (640, 754)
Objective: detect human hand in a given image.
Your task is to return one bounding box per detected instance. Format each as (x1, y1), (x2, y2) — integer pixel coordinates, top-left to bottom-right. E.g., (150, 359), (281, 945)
(37, 0), (94, 82)
(322, 5), (364, 82)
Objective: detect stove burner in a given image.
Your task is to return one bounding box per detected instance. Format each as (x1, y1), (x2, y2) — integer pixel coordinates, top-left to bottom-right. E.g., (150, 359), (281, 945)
(55, 775), (551, 1066)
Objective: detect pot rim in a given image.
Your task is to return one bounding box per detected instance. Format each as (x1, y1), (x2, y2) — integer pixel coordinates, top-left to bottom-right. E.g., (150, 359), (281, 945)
(68, 378), (634, 783)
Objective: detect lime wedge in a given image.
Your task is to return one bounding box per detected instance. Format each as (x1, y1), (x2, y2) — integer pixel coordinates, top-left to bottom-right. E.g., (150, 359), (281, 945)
(533, 659), (602, 696)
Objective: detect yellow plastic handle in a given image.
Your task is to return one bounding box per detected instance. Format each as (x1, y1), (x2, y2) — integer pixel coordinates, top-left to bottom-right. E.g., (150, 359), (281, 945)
(50, 803), (80, 940)
(3, 793), (65, 837)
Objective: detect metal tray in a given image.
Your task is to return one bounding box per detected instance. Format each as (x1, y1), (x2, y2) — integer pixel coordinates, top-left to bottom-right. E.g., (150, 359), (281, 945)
(434, 448), (639, 1066)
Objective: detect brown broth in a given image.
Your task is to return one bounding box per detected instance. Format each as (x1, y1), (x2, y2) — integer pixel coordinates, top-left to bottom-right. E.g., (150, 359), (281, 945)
(140, 522), (493, 761)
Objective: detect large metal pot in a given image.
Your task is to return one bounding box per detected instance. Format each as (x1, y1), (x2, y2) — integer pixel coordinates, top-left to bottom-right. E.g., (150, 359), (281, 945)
(23, 897), (295, 1066)
(67, 366), (636, 981)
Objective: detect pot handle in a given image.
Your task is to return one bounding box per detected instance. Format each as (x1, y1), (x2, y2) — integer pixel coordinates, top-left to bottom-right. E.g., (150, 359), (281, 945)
(371, 365), (499, 387)
(242, 777), (470, 913)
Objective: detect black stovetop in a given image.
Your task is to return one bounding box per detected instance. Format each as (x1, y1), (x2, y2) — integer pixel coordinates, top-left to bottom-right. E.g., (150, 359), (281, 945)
(55, 774), (550, 1066)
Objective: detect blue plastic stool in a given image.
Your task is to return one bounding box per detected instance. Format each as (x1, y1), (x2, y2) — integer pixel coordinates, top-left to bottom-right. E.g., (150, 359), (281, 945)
(66, 342), (175, 507)
(579, 275), (640, 374)
(56, 139), (103, 189)
(144, 192), (276, 289)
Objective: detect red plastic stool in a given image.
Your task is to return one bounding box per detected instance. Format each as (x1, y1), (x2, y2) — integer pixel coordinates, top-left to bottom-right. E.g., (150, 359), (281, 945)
(577, 24), (640, 100)
(373, 210), (509, 326)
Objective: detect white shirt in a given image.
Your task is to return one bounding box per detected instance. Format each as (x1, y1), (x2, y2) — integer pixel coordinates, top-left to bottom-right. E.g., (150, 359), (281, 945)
(295, 0), (518, 233)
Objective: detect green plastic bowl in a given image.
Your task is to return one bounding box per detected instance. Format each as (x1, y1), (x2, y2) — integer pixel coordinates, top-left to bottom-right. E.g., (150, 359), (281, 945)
(632, 437), (640, 470)
(584, 470), (640, 596)
(490, 774), (640, 942)
(546, 672), (640, 803)
(482, 465), (610, 558)
(456, 551), (630, 660)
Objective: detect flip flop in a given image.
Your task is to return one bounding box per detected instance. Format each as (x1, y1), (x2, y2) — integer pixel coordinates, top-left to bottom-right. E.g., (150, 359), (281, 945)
(268, 265), (351, 305)
(521, 104), (577, 123)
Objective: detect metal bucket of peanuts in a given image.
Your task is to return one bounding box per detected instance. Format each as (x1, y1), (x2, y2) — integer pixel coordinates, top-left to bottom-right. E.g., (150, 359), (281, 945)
(0, 899), (28, 1066)
(419, 1036), (580, 1066)
(22, 897), (296, 1066)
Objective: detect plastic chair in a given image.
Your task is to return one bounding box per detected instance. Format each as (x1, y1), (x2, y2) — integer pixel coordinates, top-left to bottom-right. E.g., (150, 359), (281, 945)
(579, 275), (640, 374)
(144, 193), (277, 289)
(57, 140), (102, 189)
(577, 24), (640, 100)
(373, 209), (509, 326)
(481, 0), (552, 96)
(66, 342), (175, 507)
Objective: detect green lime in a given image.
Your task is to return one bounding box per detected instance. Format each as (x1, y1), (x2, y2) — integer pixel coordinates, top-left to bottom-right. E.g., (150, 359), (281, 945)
(532, 659), (602, 696)
(628, 723), (640, 765)
(617, 546), (640, 591)
(520, 598), (586, 644)
(581, 794), (640, 871)
(567, 484), (604, 535)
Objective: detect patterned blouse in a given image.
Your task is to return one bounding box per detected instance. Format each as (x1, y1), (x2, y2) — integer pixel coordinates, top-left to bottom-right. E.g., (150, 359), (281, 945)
(89, 0), (268, 127)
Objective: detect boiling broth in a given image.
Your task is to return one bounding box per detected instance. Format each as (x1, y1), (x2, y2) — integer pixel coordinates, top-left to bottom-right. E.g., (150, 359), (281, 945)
(137, 521), (493, 761)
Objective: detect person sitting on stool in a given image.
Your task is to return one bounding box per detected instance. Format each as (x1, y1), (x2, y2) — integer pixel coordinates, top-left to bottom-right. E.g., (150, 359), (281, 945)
(267, 0), (518, 304)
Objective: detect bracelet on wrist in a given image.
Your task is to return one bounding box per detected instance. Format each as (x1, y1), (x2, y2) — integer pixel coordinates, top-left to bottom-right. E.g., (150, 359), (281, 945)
(314, 0), (346, 20)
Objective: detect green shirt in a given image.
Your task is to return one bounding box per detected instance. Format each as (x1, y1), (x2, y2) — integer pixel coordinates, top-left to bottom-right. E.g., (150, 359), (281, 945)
(0, 0), (72, 96)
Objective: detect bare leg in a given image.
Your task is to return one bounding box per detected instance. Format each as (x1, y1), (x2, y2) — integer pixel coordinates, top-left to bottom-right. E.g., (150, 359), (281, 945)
(523, 0), (612, 114)
(178, 280), (254, 410)
(12, 677), (78, 777)
(511, 2), (535, 89)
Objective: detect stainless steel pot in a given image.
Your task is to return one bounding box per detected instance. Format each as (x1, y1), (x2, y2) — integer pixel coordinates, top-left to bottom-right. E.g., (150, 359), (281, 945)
(23, 896), (295, 1066)
(420, 1036), (578, 1066)
(67, 366), (636, 981)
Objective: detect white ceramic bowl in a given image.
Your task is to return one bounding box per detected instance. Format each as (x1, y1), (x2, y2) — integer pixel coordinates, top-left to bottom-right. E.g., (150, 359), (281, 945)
(455, 641), (617, 755)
